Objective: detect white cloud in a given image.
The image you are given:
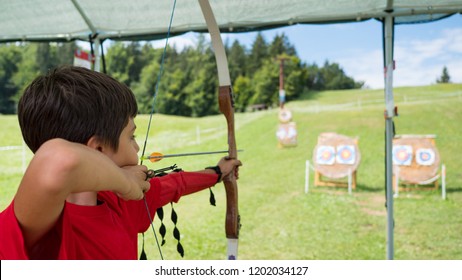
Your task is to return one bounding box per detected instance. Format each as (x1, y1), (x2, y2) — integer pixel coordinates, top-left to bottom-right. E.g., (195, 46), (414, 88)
(337, 27), (462, 89)
(394, 27), (462, 86)
(336, 49), (384, 89)
(151, 32), (199, 51)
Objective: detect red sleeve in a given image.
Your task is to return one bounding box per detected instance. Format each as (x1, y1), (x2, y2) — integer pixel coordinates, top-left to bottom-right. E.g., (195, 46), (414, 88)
(0, 201), (29, 260)
(148, 171), (218, 208)
(133, 171), (218, 232)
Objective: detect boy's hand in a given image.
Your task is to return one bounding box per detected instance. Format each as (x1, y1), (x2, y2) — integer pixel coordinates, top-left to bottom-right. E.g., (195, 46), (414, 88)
(116, 165), (151, 200)
(217, 156), (242, 181)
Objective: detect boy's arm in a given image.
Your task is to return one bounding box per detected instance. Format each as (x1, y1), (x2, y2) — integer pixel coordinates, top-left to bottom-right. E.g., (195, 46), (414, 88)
(14, 138), (149, 249)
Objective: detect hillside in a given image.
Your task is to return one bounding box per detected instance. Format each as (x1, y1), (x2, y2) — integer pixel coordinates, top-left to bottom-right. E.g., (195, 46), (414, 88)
(1, 83), (461, 259)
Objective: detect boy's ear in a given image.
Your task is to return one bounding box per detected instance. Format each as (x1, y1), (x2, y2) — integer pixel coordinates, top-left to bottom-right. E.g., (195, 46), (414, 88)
(86, 136), (105, 152)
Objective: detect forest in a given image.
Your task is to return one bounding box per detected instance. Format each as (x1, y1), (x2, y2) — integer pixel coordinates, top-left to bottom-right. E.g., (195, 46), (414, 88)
(0, 33), (364, 116)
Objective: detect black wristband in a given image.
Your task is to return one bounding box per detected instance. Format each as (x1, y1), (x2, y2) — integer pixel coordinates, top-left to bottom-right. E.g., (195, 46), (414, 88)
(205, 166), (222, 183)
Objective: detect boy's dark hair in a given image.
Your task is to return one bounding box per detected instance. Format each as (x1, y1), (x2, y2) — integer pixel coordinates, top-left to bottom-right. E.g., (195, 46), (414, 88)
(18, 66), (138, 153)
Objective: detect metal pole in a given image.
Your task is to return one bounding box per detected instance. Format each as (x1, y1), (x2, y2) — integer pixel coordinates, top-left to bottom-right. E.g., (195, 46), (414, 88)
(93, 38), (101, 72)
(384, 15), (395, 260)
(277, 56), (287, 108)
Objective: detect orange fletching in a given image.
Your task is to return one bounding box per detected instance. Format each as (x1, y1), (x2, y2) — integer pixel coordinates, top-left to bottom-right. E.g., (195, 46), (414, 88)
(149, 152), (163, 162)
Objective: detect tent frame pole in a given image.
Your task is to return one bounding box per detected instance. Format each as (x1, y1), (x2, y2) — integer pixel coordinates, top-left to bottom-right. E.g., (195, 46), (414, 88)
(383, 14), (395, 260)
(71, 0), (101, 72)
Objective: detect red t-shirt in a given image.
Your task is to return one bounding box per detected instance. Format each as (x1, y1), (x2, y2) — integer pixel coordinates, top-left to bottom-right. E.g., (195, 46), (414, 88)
(0, 171), (217, 260)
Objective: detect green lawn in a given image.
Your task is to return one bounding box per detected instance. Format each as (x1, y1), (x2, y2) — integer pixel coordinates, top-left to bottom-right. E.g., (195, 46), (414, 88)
(1, 83), (461, 259)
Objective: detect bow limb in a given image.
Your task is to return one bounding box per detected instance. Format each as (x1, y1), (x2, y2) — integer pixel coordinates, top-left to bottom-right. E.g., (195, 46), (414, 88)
(198, 0), (240, 260)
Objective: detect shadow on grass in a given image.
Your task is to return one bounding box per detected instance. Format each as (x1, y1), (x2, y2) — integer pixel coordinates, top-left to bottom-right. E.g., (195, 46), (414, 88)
(446, 187), (462, 193)
(355, 183), (384, 193)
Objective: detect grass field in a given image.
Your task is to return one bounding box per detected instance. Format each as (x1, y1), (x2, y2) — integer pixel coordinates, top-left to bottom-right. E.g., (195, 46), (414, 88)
(1, 83), (461, 260)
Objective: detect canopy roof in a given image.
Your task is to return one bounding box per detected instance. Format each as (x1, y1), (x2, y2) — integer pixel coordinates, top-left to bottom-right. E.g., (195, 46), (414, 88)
(1, 0), (461, 43)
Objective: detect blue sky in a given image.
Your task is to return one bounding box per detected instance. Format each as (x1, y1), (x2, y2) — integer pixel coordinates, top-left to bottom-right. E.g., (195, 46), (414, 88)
(156, 14), (461, 89)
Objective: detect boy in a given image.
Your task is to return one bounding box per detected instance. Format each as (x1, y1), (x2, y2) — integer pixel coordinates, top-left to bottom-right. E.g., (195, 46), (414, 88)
(0, 66), (241, 259)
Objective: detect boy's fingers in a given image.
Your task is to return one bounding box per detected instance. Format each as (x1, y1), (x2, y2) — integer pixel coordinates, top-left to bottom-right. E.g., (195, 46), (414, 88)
(143, 182), (150, 193)
(145, 169), (155, 180)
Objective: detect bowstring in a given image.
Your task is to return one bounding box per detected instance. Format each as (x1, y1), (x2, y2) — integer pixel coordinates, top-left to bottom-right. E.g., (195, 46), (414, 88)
(140, 0), (177, 260)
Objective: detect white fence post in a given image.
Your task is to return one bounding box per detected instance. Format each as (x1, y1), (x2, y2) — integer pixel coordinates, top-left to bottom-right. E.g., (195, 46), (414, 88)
(394, 166), (399, 198)
(305, 160), (310, 193)
(442, 164), (446, 200)
(348, 169), (352, 195)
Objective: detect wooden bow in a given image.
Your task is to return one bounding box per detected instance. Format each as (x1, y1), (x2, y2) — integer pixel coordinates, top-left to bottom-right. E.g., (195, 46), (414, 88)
(198, 0), (240, 260)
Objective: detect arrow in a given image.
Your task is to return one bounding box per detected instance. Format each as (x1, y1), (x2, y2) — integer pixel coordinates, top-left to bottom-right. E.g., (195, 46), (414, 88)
(141, 150), (243, 163)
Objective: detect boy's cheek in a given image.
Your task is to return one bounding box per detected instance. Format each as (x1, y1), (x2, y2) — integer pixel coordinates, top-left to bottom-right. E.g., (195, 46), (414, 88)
(130, 152), (140, 166)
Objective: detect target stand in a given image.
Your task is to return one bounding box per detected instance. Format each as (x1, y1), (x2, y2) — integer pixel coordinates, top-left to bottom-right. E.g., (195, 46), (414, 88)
(313, 132), (360, 190)
(276, 108), (297, 148)
(392, 134), (441, 192)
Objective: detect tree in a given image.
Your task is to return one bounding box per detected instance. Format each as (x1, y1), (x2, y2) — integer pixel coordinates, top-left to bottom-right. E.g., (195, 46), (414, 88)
(284, 56), (307, 101)
(1, 32), (366, 116)
(319, 60), (362, 90)
(131, 58), (160, 114)
(55, 42), (76, 66)
(183, 43), (219, 117)
(227, 40), (247, 81)
(251, 59), (279, 106)
(0, 44), (21, 114)
(106, 42), (132, 85)
(233, 75), (253, 112)
(247, 33), (268, 76)
(437, 66), (451, 83)
(268, 33), (296, 58)
(12, 44), (39, 103)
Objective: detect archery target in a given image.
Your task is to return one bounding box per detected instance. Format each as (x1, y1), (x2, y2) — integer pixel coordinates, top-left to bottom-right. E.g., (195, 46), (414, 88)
(278, 108), (292, 123)
(392, 135), (441, 184)
(393, 145), (413, 166)
(316, 145), (335, 165)
(276, 126), (287, 140)
(416, 148), (435, 166)
(276, 123), (297, 146)
(336, 145), (356, 165)
(313, 133), (361, 179)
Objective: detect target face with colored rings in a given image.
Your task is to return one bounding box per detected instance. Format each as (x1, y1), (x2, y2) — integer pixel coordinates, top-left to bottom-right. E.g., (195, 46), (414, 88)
(416, 148), (435, 166)
(392, 145), (413, 166)
(316, 145), (335, 165)
(336, 145), (356, 165)
(278, 109), (292, 123)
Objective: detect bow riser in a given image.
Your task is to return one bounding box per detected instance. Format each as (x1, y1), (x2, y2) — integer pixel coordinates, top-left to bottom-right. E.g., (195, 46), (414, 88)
(199, 0), (240, 260)
(219, 86), (239, 240)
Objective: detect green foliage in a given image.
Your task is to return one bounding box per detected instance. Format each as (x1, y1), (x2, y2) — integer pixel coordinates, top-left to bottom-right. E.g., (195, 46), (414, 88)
(1, 33), (363, 115)
(106, 42), (133, 85)
(320, 60), (362, 90)
(247, 33), (269, 75)
(268, 33), (297, 57)
(227, 40), (247, 79)
(0, 42), (76, 114)
(0, 44), (21, 113)
(35, 42), (75, 74)
(436, 66), (451, 84)
(233, 75), (253, 112)
(12, 44), (40, 103)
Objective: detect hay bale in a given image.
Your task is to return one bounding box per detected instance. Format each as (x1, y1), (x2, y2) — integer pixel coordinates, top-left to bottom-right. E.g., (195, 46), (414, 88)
(313, 132), (360, 179)
(393, 135), (440, 184)
(277, 122), (297, 147)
